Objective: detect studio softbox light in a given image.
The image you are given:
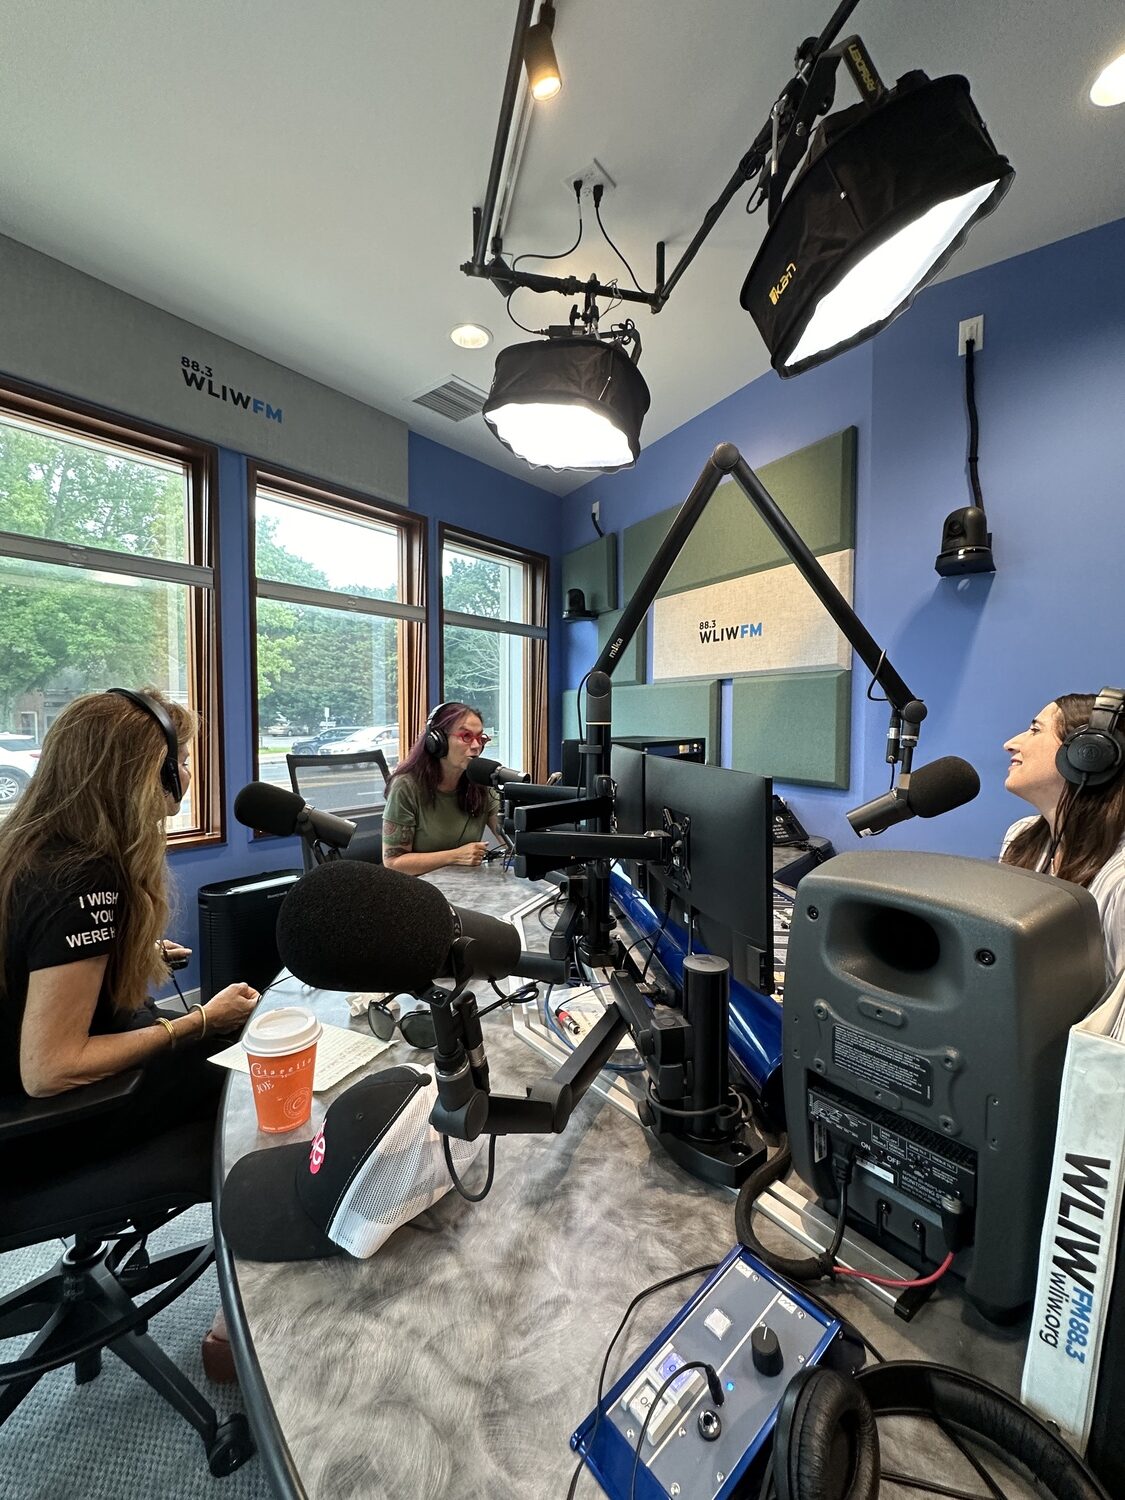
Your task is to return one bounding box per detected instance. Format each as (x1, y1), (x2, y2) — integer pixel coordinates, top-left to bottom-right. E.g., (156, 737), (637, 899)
(741, 73), (1013, 377)
(482, 336), (651, 472)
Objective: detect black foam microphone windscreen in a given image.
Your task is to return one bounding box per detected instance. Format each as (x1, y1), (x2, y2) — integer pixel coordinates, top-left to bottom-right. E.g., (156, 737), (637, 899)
(276, 861), (455, 993)
(234, 780), (304, 836)
(909, 756), (981, 817)
(234, 780), (355, 849)
(847, 756), (980, 837)
(464, 755), (531, 787)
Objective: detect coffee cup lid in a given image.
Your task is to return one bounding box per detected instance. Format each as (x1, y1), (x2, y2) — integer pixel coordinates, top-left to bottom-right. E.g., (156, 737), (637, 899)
(241, 1006), (321, 1057)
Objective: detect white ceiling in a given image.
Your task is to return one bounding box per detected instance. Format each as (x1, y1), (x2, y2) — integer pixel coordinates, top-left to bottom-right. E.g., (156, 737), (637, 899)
(1, 2), (1123, 496)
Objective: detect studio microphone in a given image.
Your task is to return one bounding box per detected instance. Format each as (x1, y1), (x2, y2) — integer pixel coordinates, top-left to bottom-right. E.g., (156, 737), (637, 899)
(465, 755), (531, 788)
(233, 781), (355, 852)
(846, 756), (980, 838)
(275, 860), (566, 993)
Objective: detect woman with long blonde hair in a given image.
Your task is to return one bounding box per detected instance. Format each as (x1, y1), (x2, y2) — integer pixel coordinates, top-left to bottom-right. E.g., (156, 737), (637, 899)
(1, 688), (259, 1382)
(0, 688), (257, 1100)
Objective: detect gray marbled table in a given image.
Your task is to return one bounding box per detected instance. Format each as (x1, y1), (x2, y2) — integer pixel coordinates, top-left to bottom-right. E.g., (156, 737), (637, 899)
(215, 865), (1033, 1500)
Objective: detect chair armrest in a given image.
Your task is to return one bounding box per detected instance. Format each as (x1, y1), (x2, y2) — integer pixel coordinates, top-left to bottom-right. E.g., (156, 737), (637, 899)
(0, 1068), (145, 1142)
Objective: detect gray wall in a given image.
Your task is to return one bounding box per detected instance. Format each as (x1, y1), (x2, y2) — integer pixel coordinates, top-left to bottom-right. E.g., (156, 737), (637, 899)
(0, 233), (408, 504)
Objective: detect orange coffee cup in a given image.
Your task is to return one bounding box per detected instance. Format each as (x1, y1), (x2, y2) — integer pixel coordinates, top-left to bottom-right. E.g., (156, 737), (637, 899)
(241, 1007), (322, 1134)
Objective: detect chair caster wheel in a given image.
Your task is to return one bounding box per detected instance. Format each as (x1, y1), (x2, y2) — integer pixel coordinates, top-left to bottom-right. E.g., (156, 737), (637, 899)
(206, 1413), (255, 1476)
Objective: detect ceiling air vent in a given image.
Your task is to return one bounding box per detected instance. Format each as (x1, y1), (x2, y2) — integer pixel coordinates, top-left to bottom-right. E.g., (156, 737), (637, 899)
(412, 376), (488, 422)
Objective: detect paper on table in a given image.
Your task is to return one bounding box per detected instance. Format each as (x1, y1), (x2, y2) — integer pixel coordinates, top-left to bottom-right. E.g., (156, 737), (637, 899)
(209, 1022), (392, 1093)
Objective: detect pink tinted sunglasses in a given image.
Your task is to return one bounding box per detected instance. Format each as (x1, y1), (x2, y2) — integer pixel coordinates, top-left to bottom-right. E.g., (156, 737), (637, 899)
(452, 729), (491, 746)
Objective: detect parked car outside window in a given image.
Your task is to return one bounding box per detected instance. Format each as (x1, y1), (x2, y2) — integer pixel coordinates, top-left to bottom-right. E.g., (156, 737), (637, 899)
(321, 726), (399, 767)
(290, 726), (361, 755)
(0, 748), (41, 806)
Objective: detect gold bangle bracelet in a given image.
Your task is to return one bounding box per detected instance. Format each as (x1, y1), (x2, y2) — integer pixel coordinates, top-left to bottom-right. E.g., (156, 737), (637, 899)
(193, 1003), (207, 1039)
(156, 1016), (178, 1049)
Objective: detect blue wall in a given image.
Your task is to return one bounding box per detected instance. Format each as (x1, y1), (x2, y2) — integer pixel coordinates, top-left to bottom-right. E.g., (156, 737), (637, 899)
(160, 432), (558, 1001)
(561, 214), (1125, 862)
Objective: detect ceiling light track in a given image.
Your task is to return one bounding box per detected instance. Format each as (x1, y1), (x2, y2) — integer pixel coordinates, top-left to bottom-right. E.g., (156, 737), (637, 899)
(463, 0), (868, 316)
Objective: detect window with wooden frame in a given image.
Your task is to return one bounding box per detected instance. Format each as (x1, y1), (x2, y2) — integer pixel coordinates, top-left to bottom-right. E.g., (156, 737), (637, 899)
(249, 467), (425, 806)
(439, 525), (549, 781)
(0, 381), (219, 843)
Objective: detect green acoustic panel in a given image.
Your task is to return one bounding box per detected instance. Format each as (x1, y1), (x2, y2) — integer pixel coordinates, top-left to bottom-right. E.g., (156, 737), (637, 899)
(597, 609), (645, 687)
(730, 670), (851, 788)
(562, 532), (617, 615)
(563, 681), (721, 765)
(624, 427), (856, 599)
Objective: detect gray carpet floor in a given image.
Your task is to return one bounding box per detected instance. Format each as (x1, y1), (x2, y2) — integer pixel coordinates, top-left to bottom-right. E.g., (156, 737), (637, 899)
(0, 1204), (273, 1500)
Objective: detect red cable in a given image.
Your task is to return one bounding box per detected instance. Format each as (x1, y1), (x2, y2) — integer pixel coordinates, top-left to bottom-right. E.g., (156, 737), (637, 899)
(833, 1250), (955, 1289)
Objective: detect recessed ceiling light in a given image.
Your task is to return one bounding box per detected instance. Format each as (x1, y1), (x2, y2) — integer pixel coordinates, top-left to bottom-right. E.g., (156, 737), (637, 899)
(1090, 50), (1125, 107)
(450, 323), (492, 350)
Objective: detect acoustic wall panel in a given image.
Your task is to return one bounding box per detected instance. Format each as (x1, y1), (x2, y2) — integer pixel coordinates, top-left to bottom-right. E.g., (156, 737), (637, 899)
(561, 533), (617, 616)
(623, 428), (856, 599)
(730, 671), (850, 788)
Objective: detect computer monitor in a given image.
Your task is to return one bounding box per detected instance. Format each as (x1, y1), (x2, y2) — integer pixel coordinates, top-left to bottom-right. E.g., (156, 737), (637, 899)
(610, 744), (646, 834)
(642, 754), (774, 994)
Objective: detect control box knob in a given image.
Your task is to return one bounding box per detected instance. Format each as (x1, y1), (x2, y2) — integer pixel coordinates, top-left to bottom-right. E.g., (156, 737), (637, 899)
(751, 1325), (783, 1376)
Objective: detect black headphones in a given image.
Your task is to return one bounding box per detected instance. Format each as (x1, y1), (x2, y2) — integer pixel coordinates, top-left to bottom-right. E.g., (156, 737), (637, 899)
(768, 1362), (1109, 1500)
(106, 688), (183, 802)
(423, 702), (458, 759)
(1056, 686), (1125, 788)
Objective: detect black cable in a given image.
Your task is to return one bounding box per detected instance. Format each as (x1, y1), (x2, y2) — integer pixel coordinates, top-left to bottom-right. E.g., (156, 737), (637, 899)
(593, 185), (645, 293)
(864, 649), (889, 703)
(575, 669), (592, 743)
(734, 1141), (849, 1282)
(505, 290), (543, 335)
(504, 182), (584, 335)
(478, 979), (538, 1017)
(795, 1217), (1008, 1500)
(645, 1081), (744, 1122)
(442, 1131), (497, 1202)
(638, 892), (673, 986)
(511, 180), (583, 273)
(629, 1363), (719, 1499)
(879, 1474), (1000, 1500)
(965, 339), (984, 510)
(566, 1261), (718, 1500)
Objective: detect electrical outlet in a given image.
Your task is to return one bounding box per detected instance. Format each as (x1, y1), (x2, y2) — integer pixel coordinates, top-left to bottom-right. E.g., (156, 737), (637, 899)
(958, 314), (984, 355)
(563, 158), (616, 200)
(591, 499), (601, 525)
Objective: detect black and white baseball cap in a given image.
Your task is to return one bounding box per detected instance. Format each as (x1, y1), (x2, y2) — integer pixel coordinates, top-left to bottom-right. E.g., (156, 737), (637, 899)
(220, 1066), (480, 1262)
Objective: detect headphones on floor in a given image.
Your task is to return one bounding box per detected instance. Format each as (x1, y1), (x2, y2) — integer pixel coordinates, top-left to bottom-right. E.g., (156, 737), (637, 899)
(106, 688), (183, 802)
(1056, 686), (1125, 788)
(423, 702), (458, 759)
(767, 1362), (1109, 1500)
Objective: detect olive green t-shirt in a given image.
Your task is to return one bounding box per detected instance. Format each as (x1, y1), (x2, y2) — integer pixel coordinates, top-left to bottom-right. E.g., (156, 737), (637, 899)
(382, 774), (500, 855)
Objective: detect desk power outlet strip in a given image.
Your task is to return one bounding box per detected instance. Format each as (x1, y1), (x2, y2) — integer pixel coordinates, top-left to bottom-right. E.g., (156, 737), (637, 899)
(571, 1248), (852, 1500)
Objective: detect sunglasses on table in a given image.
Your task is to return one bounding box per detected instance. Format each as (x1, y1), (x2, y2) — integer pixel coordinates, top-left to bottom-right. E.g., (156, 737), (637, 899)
(452, 730), (491, 746)
(367, 998), (437, 1050)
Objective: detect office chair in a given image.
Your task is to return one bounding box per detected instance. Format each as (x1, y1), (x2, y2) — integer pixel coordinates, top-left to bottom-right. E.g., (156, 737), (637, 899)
(0, 1071), (254, 1478)
(286, 748), (391, 872)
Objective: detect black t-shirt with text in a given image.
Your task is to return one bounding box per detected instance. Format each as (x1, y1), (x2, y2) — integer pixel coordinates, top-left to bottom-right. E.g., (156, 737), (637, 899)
(2, 857), (123, 1095)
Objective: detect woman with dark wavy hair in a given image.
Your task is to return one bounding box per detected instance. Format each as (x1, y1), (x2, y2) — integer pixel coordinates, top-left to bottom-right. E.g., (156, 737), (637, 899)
(382, 701), (501, 874)
(1000, 693), (1125, 977)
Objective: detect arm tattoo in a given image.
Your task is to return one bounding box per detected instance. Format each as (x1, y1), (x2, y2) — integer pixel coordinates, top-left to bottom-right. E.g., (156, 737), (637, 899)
(381, 819), (414, 858)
